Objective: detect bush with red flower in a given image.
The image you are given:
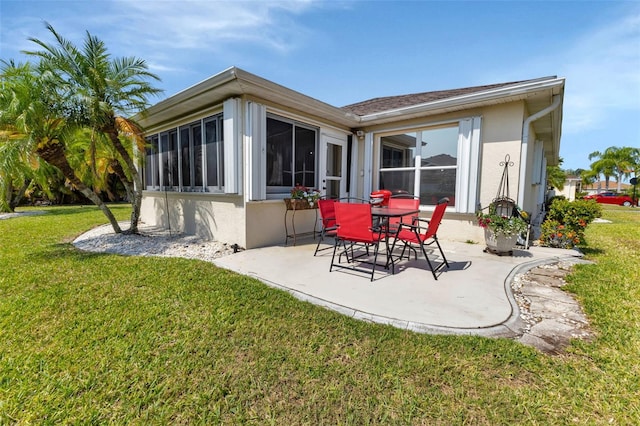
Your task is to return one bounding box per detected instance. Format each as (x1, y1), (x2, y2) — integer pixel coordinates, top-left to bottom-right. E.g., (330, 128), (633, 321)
(538, 197), (601, 248)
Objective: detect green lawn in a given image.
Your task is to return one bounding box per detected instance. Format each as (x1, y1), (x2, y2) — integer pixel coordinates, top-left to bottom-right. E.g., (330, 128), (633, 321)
(1, 205), (638, 424)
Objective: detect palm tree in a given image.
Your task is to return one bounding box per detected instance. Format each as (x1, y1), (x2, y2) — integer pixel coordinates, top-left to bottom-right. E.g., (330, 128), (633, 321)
(65, 128), (127, 202)
(546, 158), (566, 191)
(24, 23), (162, 233)
(0, 138), (32, 212)
(588, 146), (640, 193)
(0, 60), (122, 230)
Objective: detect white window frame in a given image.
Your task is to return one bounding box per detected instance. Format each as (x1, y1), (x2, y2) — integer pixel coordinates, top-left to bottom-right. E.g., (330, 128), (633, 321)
(143, 112), (227, 193)
(373, 116), (482, 213)
(265, 113), (319, 198)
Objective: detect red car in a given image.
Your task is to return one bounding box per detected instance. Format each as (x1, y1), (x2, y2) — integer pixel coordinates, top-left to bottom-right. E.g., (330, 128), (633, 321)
(583, 192), (636, 206)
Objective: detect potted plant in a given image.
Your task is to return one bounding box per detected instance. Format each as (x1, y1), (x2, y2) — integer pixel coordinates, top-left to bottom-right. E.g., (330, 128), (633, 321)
(477, 203), (529, 255)
(285, 184), (321, 210)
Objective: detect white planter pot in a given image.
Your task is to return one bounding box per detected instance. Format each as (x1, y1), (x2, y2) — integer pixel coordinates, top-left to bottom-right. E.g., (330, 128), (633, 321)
(484, 228), (518, 255)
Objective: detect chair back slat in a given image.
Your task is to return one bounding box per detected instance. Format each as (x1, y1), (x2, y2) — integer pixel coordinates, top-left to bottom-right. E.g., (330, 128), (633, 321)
(334, 203), (376, 242)
(317, 198), (338, 229)
(388, 197), (420, 227)
(423, 197), (448, 239)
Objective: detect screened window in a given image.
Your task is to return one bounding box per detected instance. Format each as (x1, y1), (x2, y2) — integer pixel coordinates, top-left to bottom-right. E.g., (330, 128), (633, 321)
(204, 115), (224, 190)
(160, 130), (178, 188)
(144, 135), (159, 189)
(266, 115), (317, 194)
(379, 125), (459, 206)
(144, 113), (224, 192)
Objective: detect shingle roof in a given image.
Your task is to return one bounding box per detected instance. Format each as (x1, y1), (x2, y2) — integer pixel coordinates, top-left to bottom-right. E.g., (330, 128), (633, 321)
(341, 79), (538, 116)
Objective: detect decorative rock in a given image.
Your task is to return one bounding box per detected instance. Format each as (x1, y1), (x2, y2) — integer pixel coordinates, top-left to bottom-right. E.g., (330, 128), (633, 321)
(511, 261), (594, 354)
(73, 222), (238, 262)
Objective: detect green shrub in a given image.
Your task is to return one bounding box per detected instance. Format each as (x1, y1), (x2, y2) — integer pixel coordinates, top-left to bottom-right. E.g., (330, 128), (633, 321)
(539, 198), (601, 248)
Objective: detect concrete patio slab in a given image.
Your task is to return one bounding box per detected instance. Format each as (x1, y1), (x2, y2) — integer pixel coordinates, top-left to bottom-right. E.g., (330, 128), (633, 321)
(212, 238), (584, 338)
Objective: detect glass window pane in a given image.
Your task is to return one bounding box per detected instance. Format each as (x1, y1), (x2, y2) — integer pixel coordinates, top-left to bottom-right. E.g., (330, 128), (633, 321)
(169, 130), (178, 186)
(419, 168), (456, 206)
(267, 118), (293, 187)
(294, 126), (316, 187)
(420, 126), (458, 166)
(381, 132), (417, 168)
(380, 169), (415, 194)
(145, 135), (159, 187)
(192, 124), (203, 187)
(180, 127), (191, 188)
(205, 118), (218, 187)
(160, 132), (170, 187)
(326, 143), (342, 178)
(326, 180), (340, 199)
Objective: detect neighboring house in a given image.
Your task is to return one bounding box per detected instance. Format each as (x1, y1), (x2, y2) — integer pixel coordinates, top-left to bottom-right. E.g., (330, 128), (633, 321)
(582, 180), (631, 196)
(136, 67), (565, 249)
(554, 175), (582, 201)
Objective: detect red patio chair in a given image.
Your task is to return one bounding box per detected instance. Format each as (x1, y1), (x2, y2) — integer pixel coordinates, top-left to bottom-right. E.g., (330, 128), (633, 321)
(330, 202), (389, 281)
(314, 198), (339, 256)
(387, 195), (420, 235)
(391, 197), (450, 280)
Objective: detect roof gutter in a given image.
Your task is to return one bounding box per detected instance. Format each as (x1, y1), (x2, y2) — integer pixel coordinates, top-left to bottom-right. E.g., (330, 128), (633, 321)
(517, 94), (562, 207)
(358, 78), (565, 124)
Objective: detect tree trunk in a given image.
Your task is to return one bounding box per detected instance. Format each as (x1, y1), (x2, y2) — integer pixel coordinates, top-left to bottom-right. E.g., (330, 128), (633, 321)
(102, 122), (143, 234)
(110, 159), (134, 203)
(2, 180), (14, 213)
(36, 140), (122, 233)
(10, 179), (30, 211)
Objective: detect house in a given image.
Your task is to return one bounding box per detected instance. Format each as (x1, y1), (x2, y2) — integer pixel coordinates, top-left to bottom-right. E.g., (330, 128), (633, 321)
(554, 175), (582, 201)
(582, 180), (631, 195)
(137, 67), (565, 249)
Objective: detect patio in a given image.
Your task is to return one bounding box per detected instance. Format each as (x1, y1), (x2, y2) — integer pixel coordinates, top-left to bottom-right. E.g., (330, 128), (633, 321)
(212, 238), (584, 338)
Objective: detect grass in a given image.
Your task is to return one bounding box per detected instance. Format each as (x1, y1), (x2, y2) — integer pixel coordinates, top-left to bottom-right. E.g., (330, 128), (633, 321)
(1, 204), (639, 424)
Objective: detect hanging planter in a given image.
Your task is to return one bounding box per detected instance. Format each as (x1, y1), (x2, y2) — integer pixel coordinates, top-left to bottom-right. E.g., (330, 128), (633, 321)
(477, 154), (529, 256)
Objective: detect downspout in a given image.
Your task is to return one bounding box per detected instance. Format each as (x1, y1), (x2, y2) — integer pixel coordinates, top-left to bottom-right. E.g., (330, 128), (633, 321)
(518, 94), (562, 208)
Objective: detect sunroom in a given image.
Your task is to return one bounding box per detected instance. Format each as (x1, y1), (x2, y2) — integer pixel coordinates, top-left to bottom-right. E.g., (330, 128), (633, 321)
(137, 67), (564, 249)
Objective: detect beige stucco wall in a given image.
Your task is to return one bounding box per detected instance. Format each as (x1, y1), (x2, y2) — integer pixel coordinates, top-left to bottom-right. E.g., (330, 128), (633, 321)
(140, 192), (247, 245)
(555, 180), (578, 201)
(245, 200), (319, 248)
(140, 193), (323, 249)
(477, 102), (525, 211)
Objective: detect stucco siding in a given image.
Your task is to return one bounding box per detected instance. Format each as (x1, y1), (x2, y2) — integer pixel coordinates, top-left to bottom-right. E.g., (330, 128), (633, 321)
(245, 201), (319, 248)
(140, 192), (246, 245)
(477, 102), (525, 210)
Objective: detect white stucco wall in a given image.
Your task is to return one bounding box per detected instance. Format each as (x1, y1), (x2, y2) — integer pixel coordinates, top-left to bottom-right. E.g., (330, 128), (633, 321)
(140, 193), (320, 249)
(555, 180), (578, 201)
(246, 200), (319, 248)
(140, 192), (247, 246)
(477, 102), (525, 210)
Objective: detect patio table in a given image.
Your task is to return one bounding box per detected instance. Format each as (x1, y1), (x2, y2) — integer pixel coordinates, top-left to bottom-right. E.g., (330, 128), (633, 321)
(371, 206), (420, 270)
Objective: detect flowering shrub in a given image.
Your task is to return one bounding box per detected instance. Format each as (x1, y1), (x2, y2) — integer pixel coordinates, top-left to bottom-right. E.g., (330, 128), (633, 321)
(539, 220), (582, 248)
(538, 198), (601, 248)
(290, 184), (321, 207)
(477, 203), (528, 237)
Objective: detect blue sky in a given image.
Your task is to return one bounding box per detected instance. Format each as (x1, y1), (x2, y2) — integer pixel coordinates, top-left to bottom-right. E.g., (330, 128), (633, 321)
(1, 0), (639, 174)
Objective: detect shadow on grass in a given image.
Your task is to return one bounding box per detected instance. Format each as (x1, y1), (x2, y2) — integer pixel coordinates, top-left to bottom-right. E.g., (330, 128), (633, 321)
(579, 246), (605, 256)
(31, 242), (119, 263)
(36, 203), (130, 217)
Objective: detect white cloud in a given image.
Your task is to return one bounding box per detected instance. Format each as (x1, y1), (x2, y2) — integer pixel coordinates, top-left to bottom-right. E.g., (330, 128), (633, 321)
(560, 11), (640, 133)
(1, 0), (323, 74)
(112, 0), (317, 53)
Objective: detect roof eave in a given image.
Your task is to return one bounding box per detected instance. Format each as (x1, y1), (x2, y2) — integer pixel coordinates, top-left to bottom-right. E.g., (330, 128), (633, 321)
(137, 67), (359, 130)
(358, 77), (566, 125)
